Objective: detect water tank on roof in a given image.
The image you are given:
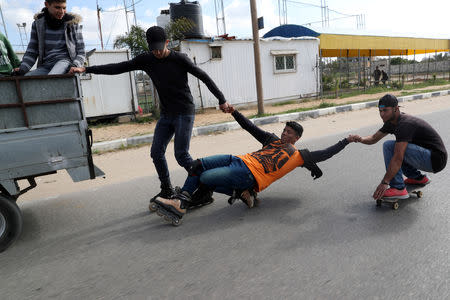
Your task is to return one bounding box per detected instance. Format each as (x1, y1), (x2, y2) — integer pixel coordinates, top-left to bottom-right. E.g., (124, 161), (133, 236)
(169, 0), (204, 39)
(157, 9), (170, 29)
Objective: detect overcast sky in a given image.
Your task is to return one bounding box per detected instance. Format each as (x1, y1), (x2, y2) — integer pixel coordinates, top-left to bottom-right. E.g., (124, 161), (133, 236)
(1, 0), (449, 52)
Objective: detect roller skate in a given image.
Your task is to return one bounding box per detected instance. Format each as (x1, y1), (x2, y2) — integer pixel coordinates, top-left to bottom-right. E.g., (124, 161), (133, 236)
(228, 189), (258, 208)
(149, 184), (175, 213)
(153, 191), (190, 226)
(186, 184), (215, 210)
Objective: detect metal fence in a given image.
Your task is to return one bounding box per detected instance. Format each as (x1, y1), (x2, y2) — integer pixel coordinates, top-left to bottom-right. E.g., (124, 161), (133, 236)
(319, 51), (450, 98)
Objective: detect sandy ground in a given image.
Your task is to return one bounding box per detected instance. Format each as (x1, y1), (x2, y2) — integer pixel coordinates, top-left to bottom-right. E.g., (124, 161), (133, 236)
(18, 93), (450, 201)
(91, 84), (450, 142)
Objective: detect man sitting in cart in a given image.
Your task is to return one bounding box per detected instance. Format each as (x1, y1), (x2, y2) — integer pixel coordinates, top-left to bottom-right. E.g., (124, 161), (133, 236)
(351, 94), (447, 200)
(151, 105), (359, 225)
(15, 0), (85, 76)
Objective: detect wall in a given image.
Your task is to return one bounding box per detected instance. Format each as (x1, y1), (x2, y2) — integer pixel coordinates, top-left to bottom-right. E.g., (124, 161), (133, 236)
(180, 38), (319, 109)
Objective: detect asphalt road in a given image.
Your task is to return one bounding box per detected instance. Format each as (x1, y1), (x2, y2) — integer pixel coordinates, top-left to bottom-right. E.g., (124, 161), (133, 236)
(1, 110), (449, 299)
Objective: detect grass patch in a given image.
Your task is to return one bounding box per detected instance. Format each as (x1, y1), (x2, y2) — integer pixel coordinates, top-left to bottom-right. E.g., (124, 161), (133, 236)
(401, 79), (448, 91)
(248, 112), (276, 119)
(272, 100), (297, 107)
(93, 142), (150, 155)
(133, 115), (156, 123)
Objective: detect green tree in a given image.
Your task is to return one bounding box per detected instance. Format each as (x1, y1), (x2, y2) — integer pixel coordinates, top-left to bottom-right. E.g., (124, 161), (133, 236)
(114, 25), (148, 57)
(113, 18), (195, 55)
(164, 17), (195, 41)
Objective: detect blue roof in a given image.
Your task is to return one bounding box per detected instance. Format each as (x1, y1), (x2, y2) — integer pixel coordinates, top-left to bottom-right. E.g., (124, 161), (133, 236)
(263, 25), (320, 38)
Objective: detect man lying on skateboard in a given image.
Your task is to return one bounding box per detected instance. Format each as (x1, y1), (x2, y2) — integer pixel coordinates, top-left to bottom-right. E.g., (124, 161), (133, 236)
(352, 94), (447, 200)
(152, 106), (359, 224)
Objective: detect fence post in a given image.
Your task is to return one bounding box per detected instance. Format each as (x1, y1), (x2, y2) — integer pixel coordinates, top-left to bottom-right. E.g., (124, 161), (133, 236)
(388, 49), (391, 85)
(339, 49), (342, 90)
(435, 50), (438, 81)
(346, 49), (350, 85)
(320, 49), (323, 99)
(357, 50), (361, 91)
(413, 50), (416, 86)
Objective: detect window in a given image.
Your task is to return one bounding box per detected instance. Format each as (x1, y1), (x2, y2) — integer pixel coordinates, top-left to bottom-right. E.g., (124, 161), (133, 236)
(274, 55), (296, 73)
(211, 46), (222, 59)
(270, 50), (298, 74)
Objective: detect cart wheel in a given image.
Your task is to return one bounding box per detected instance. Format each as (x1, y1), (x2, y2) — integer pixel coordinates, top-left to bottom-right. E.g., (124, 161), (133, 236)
(393, 202), (399, 210)
(416, 191), (423, 198)
(376, 199), (382, 207)
(0, 194), (23, 252)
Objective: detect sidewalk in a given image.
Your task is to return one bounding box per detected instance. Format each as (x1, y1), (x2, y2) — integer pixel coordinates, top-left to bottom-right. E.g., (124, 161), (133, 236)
(92, 89), (450, 152)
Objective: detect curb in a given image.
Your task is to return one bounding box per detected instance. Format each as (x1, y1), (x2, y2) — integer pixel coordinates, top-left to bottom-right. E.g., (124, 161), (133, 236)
(92, 89), (450, 152)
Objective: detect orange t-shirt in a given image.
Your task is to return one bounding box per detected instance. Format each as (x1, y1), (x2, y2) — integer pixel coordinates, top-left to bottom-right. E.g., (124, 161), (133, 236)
(237, 140), (304, 192)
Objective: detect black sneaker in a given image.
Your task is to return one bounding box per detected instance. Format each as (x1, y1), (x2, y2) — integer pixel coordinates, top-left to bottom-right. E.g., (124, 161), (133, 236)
(186, 184), (214, 209)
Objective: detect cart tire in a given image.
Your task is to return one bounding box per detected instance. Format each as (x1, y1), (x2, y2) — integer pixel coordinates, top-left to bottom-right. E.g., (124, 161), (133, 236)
(0, 194), (23, 253)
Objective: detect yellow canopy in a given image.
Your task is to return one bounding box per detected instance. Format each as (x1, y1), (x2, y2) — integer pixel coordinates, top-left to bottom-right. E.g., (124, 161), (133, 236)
(319, 33), (450, 57)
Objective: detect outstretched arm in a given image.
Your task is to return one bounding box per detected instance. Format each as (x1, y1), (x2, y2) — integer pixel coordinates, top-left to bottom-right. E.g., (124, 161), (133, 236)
(230, 107), (277, 145)
(299, 135), (358, 180)
(70, 55), (141, 75)
(309, 135), (358, 163)
(182, 54), (229, 111)
(357, 130), (386, 145)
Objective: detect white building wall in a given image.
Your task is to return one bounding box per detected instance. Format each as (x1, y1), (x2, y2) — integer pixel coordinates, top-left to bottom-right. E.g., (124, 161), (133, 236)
(180, 38), (319, 109)
(81, 50), (138, 118)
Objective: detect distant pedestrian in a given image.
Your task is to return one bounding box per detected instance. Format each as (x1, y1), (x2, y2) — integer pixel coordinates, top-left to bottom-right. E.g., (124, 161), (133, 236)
(381, 70), (389, 85)
(373, 66), (381, 86)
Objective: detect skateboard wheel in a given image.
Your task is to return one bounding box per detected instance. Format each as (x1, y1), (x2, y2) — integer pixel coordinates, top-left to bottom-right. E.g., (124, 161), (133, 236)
(149, 203), (157, 212)
(393, 202), (399, 210)
(172, 218), (181, 226)
(417, 191), (423, 198)
(156, 210), (163, 217)
(376, 199), (382, 207)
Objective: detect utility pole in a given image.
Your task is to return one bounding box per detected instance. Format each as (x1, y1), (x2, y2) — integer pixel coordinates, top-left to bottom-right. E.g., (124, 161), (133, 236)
(17, 23), (27, 51)
(96, 0), (104, 50)
(0, 3), (8, 38)
(214, 0), (226, 36)
(131, 0), (137, 26)
(123, 0), (130, 32)
(250, 0), (264, 115)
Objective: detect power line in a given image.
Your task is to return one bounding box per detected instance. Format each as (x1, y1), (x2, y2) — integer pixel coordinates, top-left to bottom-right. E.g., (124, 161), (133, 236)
(287, 0), (365, 29)
(102, 0), (144, 13)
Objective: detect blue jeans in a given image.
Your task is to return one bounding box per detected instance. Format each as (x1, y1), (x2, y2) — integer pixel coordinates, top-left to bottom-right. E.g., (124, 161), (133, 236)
(383, 140), (433, 189)
(25, 59), (71, 76)
(151, 114), (195, 186)
(182, 155), (256, 196)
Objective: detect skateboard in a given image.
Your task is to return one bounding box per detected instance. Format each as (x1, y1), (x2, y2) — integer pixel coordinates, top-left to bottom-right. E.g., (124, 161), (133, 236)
(376, 184), (424, 210)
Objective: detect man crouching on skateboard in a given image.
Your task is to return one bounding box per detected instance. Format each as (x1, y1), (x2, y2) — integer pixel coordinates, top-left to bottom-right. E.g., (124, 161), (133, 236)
(353, 94), (447, 200)
(152, 106), (359, 225)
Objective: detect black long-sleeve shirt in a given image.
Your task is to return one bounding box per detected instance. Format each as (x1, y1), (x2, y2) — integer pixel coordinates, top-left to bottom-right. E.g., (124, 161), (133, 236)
(232, 110), (349, 163)
(85, 51), (226, 115)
